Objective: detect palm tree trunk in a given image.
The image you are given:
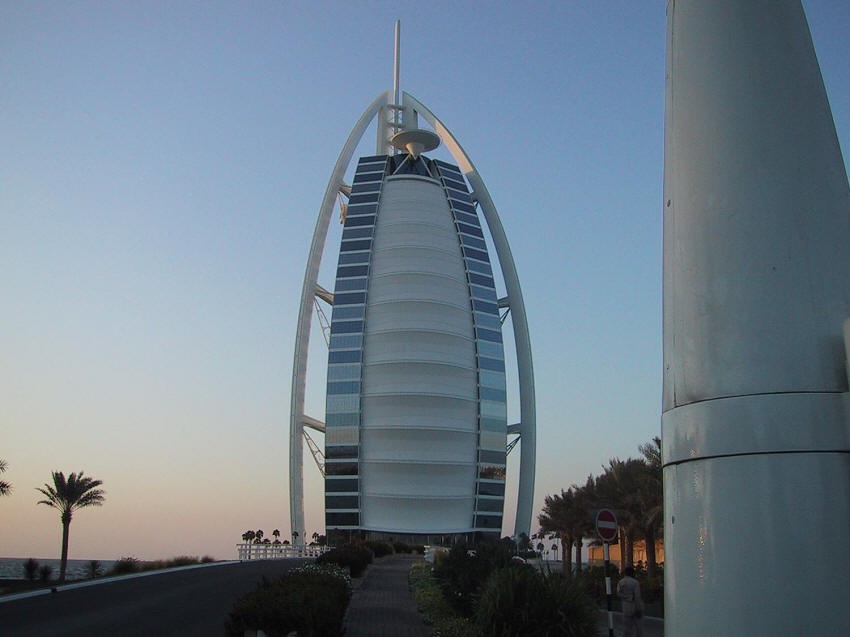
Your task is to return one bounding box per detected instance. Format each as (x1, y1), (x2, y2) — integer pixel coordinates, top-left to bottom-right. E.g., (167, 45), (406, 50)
(645, 526), (657, 578)
(575, 538), (583, 573)
(626, 531), (635, 568)
(562, 533), (573, 576)
(59, 518), (71, 583)
(618, 527), (626, 572)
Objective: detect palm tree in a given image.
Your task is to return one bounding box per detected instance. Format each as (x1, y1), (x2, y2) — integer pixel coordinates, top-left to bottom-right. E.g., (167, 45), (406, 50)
(36, 471), (105, 583)
(272, 529), (280, 542)
(0, 459), (11, 496)
(292, 530), (299, 545)
(638, 436), (663, 577)
(312, 531), (319, 543)
(255, 529), (264, 543)
(538, 487), (592, 576)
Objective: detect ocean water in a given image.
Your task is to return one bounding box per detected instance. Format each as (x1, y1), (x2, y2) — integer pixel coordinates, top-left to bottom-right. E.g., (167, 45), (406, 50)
(0, 557), (117, 581)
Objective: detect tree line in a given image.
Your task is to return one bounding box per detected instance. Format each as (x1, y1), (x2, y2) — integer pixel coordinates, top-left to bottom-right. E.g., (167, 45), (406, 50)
(537, 437), (662, 577)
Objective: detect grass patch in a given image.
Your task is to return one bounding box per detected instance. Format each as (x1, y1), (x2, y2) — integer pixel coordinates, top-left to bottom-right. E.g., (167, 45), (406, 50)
(409, 562), (478, 637)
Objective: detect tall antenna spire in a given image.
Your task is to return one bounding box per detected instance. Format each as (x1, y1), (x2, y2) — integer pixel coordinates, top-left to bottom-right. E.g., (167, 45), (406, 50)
(393, 20), (400, 111)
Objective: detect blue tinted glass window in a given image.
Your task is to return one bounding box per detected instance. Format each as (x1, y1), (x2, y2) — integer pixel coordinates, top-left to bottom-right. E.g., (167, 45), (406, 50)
(475, 312), (501, 330)
(326, 394), (360, 412)
(337, 265), (369, 278)
(477, 481), (505, 496)
(477, 327), (503, 343)
(359, 154), (388, 163)
(460, 234), (487, 250)
(327, 364), (361, 380)
(479, 356), (506, 372)
(340, 240), (372, 252)
(325, 478), (358, 492)
(332, 306), (365, 320)
(451, 200), (476, 214)
(472, 298), (498, 314)
(345, 216), (376, 228)
(353, 171), (384, 184)
(467, 260), (493, 275)
(468, 272), (495, 288)
(334, 292), (366, 305)
(471, 285), (497, 301)
(342, 227), (374, 240)
(325, 462), (358, 476)
(346, 203), (378, 216)
(348, 193), (379, 206)
(325, 446), (359, 460)
(350, 183), (380, 196)
(479, 465), (506, 480)
(330, 320), (363, 334)
(476, 498), (504, 512)
(327, 380), (360, 394)
(458, 223), (484, 238)
(479, 449), (505, 464)
(474, 514), (503, 528)
(477, 340), (504, 360)
(448, 190), (473, 204)
(326, 412), (359, 427)
(338, 251), (370, 265)
(329, 334), (362, 350)
(478, 369), (505, 389)
(480, 416), (506, 432)
(464, 246), (490, 262)
(335, 278), (368, 292)
(453, 211), (480, 225)
(480, 399), (507, 418)
(443, 177), (467, 192)
(325, 495), (359, 509)
(328, 349), (362, 364)
(479, 386), (507, 402)
(326, 512), (359, 526)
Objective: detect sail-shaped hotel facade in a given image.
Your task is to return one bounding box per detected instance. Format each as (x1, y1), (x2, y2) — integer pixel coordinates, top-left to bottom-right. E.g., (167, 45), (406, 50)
(289, 26), (535, 543)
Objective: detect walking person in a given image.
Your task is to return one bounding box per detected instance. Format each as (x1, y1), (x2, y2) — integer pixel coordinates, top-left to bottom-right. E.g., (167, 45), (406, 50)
(617, 566), (644, 637)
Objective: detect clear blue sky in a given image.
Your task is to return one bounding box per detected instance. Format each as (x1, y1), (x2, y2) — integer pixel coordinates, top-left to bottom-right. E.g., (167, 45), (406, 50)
(2, 1), (848, 560)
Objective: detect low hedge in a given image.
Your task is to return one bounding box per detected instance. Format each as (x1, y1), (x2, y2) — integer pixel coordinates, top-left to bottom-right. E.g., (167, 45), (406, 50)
(224, 565), (350, 637)
(362, 540), (394, 558)
(317, 544), (373, 577)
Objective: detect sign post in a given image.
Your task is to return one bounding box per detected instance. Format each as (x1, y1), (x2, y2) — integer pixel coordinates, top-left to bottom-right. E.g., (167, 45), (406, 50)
(596, 508), (618, 637)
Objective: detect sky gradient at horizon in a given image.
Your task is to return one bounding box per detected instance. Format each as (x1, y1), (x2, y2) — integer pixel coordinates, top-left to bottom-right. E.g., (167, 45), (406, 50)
(2, 1), (849, 561)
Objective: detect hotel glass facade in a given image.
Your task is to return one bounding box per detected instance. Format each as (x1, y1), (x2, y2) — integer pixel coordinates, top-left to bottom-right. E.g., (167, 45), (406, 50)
(324, 153), (507, 540)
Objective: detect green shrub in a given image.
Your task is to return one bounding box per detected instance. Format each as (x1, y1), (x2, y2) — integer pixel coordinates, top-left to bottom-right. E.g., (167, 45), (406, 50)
(200, 555), (215, 563)
(22, 558), (39, 581)
(413, 545), (426, 554)
(475, 566), (598, 637)
(433, 541), (515, 616)
(86, 560), (102, 579)
(393, 541), (413, 554)
(362, 540), (394, 558)
(317, 545), (373, 577)
(38, 564), (53, 582)
(410, 563), (478, 637)
(224, 569), (350, 637)
(111, 557), (141, 574)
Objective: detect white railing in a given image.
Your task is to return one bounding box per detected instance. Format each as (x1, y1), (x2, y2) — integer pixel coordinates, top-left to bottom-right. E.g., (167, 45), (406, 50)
(236, 543), (331, 561)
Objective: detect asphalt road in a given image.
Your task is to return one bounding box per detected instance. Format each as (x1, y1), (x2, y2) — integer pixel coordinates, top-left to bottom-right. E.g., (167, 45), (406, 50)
(0, 559), (309, 637)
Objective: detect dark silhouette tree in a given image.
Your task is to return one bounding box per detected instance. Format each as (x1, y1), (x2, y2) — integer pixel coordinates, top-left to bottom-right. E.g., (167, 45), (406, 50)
(538, 487), (592, 576)
(36, 471), (105, 583)
(0, 459), (11, 496)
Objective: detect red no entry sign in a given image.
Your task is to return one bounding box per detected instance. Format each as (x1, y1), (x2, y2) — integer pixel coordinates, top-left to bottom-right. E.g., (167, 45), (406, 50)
(596, 508), (618, 542)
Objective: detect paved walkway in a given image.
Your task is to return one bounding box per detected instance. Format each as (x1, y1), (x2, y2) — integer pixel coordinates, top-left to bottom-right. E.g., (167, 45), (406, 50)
(344, 555), (430, 637)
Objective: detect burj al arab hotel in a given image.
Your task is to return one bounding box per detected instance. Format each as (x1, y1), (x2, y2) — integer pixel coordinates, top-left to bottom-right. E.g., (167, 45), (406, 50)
(289, 24), (535, 544)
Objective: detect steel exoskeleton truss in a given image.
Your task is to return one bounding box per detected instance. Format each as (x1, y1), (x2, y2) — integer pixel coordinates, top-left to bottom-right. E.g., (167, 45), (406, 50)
(288, 90), (536, 543)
